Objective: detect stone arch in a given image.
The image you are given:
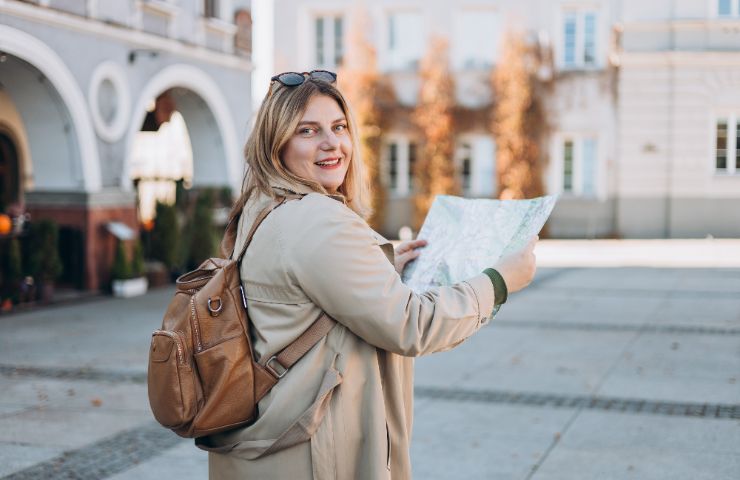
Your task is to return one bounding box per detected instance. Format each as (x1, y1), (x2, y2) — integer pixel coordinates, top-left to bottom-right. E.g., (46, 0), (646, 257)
(0, 25), (101, 191)
(124, 64), (242, 194)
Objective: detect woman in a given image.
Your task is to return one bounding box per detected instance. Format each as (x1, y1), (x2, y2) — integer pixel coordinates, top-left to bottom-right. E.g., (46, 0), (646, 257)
(202, 70), (537, 479)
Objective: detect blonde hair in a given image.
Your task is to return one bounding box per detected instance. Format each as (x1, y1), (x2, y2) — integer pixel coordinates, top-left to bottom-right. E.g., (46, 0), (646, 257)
(222, 79), (371, 255)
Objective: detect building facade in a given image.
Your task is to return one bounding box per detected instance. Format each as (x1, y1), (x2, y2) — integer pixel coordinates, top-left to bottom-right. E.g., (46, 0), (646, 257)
(258, 0), (740, 239)
(0, 0), (252, 290)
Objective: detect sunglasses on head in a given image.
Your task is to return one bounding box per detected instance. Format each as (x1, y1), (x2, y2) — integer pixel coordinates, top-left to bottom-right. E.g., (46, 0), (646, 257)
(270, 70), (337, 87)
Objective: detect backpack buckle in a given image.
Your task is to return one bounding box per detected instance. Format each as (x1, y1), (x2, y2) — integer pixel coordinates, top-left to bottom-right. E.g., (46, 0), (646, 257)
(265, 356), (288, 378)
(207, 296), (223, 316)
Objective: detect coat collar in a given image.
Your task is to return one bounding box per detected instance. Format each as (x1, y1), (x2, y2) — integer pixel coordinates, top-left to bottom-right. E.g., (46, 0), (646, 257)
(269, 176), (347, 205)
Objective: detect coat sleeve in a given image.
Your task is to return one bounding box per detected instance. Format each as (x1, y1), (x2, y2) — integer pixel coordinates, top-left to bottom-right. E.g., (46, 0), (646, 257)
(281, 197), (496, 357)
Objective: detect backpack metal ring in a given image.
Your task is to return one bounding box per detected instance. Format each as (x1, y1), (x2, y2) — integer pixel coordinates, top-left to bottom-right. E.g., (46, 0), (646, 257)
(208, 296), (223, 316)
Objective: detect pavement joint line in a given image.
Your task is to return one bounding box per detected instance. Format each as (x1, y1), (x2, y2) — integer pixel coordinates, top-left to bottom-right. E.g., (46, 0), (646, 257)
(535, 286), (740, 299)
(491, 320), (740, 335)
(0, 421), (182, 480)
(0, 365), (147, 384)
(414, 386), (740, 420)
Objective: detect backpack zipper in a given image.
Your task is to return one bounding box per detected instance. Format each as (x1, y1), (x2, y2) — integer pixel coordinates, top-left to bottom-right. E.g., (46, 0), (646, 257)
(190, 296), (202, 353)
(154, 330), (185, 365)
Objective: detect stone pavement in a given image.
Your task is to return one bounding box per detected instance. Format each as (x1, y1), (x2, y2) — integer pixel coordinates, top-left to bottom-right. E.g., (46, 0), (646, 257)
(1, 241), (739, 479)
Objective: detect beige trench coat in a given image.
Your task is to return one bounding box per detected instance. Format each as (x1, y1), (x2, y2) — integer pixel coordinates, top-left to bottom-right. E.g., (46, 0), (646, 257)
(199, 180), (496, 479)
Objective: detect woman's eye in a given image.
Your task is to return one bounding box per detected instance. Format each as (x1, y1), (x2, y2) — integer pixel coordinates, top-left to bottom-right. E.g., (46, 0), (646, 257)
(299, 128), (315, 135)
(334, 124), (347, 132)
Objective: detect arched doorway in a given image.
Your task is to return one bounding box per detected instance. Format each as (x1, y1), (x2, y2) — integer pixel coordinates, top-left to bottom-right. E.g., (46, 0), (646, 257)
(0, 131), (20, 211)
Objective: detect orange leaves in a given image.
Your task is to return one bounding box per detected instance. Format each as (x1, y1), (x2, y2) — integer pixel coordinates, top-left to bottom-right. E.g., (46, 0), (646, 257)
(490, 31), (547, 201)
(413, 36), (459, 230)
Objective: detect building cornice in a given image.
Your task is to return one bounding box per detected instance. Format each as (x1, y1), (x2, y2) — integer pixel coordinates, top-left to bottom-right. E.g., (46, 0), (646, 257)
(618, 50), (740, 67)
(0, 0), (252, 71)
(618, 18), (740, 32)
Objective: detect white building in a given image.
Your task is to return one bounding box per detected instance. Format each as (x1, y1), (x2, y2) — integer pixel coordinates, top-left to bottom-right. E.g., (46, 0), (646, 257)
(0, 0), (253, 289)
(257, 0), (740, 238)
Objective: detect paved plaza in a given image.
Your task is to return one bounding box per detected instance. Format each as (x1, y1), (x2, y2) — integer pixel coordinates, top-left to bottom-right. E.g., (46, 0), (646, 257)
(0, 241), (739, 479)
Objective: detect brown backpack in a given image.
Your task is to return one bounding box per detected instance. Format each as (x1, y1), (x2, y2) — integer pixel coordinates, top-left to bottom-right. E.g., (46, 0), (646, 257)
(147, 195), (335, 438)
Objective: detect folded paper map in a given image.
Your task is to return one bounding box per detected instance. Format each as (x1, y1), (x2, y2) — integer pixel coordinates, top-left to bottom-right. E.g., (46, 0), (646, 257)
(402, 194), (558, 293)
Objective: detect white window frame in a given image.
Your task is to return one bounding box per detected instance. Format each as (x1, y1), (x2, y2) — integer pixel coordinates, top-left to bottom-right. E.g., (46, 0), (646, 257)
(551, 134), (600, 197)
(713, 113), (740, 175)
(382, 136), (417, 197)
(558, 8), (601, 70)
(313, 13), (344, 69)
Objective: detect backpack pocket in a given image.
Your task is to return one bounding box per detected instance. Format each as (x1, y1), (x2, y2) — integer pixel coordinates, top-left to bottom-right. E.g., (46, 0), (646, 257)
(191, 333), (260, 433)
(148, 330), (199, 430)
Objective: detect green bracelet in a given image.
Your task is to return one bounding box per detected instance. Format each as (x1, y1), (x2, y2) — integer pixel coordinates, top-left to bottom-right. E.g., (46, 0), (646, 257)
(483, 268), (508, 306)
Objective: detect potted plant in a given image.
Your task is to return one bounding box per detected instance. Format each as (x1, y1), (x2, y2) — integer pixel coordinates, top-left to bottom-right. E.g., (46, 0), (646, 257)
(111, 240), (148, 298)
(30, 220), (63, 303)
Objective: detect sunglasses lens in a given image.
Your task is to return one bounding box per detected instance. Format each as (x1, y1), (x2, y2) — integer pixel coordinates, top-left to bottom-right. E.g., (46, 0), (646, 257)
(277, 72), (305, 86)
(310, 71), (337, 83)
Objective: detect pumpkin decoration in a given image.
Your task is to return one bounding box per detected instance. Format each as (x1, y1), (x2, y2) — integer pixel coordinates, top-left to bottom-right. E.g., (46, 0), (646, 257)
(0, 214), (12, 235)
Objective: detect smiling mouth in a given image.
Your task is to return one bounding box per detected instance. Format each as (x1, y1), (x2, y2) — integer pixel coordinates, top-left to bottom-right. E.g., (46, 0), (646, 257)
(315, 158), (341, 168)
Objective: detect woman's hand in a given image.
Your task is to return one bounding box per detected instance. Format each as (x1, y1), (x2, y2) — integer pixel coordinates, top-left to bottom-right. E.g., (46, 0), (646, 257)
(493, 236), (538, 293)
(394, 239), (427, 275)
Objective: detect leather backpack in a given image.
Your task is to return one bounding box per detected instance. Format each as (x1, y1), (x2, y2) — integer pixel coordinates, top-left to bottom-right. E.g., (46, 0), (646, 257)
(147, 195), (335, 438)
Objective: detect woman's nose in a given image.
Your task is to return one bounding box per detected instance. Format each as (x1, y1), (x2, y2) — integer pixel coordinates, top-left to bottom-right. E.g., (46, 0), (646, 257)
(321, 131), (340, 149)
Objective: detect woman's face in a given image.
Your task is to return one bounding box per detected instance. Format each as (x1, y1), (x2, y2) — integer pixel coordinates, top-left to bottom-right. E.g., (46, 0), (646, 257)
(281, 94), (352, 193)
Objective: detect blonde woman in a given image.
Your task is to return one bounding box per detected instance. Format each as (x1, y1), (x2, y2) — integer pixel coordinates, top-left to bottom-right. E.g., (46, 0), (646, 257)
(200, 70), (537, 479)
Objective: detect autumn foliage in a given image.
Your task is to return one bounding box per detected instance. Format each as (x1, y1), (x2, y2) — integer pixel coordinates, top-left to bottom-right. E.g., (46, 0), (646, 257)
(339, 9), (393, 230)
(412, 37), (459, 230)
(491, 31), (547, 200)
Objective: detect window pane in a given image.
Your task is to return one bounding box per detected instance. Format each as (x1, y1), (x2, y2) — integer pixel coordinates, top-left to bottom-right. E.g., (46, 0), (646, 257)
(719, 0), (732, 16)
(716, 120), (728, 170)
(582, 138), (597, 195)
(458, 143), (472, 194)
(564, 13), (577, 67)
(583, 13), (596, 66)
(388, 15), (395, 50)
(563, 140), (574, 191)
(205, 0), (218, 18)
(408, 143), (416, 193)
(334, 17), (343, 66)
(315, 18), (324, 66)
(389, 143), (398, 190)
(736, 121), (740, 170)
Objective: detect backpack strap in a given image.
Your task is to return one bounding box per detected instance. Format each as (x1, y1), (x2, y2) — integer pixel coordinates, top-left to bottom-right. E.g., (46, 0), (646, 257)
(233, 192), (305, 262)
(233, 192), (337, 379)
(265, 313), (336, 379)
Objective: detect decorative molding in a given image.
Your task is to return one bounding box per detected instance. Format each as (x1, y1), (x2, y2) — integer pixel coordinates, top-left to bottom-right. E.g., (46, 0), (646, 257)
(618, 51), (740, 67)
(202, 16), (238, 53)
(88, 61), (131, 143)
(0, 24), (102, 191)
(0, 0), (251, 70)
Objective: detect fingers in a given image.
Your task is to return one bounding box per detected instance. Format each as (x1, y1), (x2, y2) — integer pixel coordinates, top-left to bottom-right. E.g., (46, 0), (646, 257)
(396, 249), (421, 265)
(395, 239), (428, 255)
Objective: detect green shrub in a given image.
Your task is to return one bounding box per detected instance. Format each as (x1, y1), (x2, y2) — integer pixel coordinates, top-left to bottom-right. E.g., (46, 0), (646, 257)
(131, 241), (145, 278)
(186, 190), (217, 269)
(111, 241), (132, 280)
(151, 201), (180, 270)
(30, 220), (63, 282)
